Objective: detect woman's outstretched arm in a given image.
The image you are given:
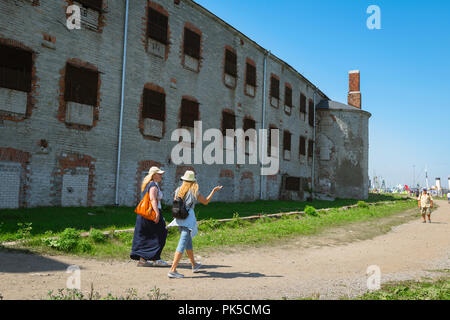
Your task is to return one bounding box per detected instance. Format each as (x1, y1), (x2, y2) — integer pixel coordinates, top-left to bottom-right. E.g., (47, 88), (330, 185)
(197, 186), (223, 205)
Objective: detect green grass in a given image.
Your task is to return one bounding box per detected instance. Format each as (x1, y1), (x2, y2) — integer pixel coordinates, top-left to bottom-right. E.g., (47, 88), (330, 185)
(358, 275), (450, 300)
(5, 198), (416, 261)
(0, 193), (407, 242)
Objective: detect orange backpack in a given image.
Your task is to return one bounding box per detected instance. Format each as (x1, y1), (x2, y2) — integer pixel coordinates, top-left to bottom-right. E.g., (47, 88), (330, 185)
(134, 185), (158, 222)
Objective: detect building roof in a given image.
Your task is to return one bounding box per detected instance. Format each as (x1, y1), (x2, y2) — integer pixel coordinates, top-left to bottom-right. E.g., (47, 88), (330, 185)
(317, 100), (372, 116)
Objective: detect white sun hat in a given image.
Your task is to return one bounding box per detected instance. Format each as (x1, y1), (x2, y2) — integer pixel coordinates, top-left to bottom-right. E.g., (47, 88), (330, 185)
(148, 166), (165, 176)
(180, 170), (196, 182)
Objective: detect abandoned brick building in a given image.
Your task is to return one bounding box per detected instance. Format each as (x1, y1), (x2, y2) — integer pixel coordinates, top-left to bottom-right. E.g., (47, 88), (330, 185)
(0, 0), (371, 209)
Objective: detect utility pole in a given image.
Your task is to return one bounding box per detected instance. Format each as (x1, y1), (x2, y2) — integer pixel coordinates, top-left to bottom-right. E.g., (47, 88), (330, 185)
(413, 165), (415, 189)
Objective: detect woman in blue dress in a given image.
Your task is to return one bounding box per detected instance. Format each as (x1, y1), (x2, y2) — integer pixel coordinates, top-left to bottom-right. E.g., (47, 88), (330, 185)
(130, 166), (168, 267)
(167, 170), (223, 278)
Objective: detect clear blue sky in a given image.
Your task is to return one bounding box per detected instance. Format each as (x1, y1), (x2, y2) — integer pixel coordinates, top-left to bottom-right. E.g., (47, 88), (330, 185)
(195, 0), (450, 189)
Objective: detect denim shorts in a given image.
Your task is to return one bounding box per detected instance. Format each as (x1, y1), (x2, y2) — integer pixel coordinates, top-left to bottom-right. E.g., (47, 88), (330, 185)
(176, 226), (193, 253)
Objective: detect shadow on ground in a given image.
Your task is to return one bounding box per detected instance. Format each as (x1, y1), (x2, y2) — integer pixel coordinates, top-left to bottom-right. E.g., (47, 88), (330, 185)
(0, 247), (71, 273)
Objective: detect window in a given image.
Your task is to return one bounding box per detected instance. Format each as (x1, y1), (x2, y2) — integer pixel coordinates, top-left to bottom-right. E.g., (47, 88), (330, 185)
(308, 99), (314, 126)
(268, 125), (278, 157)
(285, 176), (300, 191)
(243, 118), (256, 132)
(224, 49), (237, 77)
(283, 131), (291, 151)
(221, 111), (236, 136)
(308, 139), (314, 158)
(184, 28), (200, 59)
(64, 64), (98, 106)
(0, 44), (32, 92)
(285, 86), (292, 107)
(76, 0), (103, 12)
(270, 76), (279, 100)
(245, 63), (256, 87)
(142, 89), (165, 121)
(300, 93), (306, 114)
(148, 8), (168, 44)
(299, 136), (306, 156)
(180, 98), (199, 128)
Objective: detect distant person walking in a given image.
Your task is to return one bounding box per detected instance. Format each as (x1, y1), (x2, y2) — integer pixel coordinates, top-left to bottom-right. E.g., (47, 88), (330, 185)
(418, 188), (433, 223)
(447, 191), (450, 204)
(167, 170), (222, 279)
(130, 166), (169, 267)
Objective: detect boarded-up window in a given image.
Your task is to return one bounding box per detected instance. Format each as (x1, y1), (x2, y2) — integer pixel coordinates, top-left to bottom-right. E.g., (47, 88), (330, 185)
(308, 99), (314, 126)
(299, 136), (306, 156)
(0, 44), (32, 92)
(224, 49), (237, 77)
(64, 64), (98, 106)
(270, 77), (279, 100)
(180, 99), (199, 128)
(285, 86), (292, 107)
(308, 139), (314, 158)
(76, 0), (103, 11)
(148, 8), (168, 44)
(184, 28), (200, 59)
(222, 111), (236, 135)
(285, 176), (300, 191)
(246, 63), (256, 87)
(142, 89), (165, 121)
(300, 93), (306, 114)
(283, 131), (291, 151)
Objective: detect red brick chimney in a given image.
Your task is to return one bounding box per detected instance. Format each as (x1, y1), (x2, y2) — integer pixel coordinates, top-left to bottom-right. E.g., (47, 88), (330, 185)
(348, 70), (361, 109)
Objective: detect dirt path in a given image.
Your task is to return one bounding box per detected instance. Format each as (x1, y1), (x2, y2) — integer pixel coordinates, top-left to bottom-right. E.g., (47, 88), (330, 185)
(1, 200), (449, 300)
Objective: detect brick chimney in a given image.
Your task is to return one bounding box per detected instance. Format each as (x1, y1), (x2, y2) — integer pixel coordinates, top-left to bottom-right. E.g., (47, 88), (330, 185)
(348, 70), (361, 109)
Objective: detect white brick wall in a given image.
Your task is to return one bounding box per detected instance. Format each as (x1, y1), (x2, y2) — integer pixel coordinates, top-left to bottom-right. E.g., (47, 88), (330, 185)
(0, 162), (21, 209)
(0, 88), (28, 115)
(61, 173), (89, 207)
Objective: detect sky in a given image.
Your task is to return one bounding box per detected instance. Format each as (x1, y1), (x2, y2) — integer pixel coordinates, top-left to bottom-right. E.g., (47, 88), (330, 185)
(195, 0), (450, 189)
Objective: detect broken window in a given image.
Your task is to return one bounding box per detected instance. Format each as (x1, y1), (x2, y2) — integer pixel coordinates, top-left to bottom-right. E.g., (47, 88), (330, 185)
(142, 89), (165, 121)
(299, 136), (306, 156)
(64, 63), (98, 106)
(76, 0), (103, 12)
(308, 99), (315, 127)
(270, 76), (279, 100)
(245, 63), (256, 87)
(308, 139), (314, 158)
(300, 93), (306, 114)
(0, 44), (32, 92)
(221, 111), (236, 136)
(285, 176), (300, 191)
(283, 131), (291, 151)
(224, 49), (237, 77)
(148, 8), (168, 44)
(285, 86), (292, 107)
(184, 28), (201, 59)
(180, 98), (199, 128)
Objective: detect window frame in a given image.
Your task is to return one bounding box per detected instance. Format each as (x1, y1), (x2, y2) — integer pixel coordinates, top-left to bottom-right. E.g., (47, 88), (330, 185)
(64, 63), (99, 107)
(142, 88), (165, 122)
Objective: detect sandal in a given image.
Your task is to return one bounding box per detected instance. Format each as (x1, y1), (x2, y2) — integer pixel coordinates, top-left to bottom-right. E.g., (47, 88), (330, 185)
(137, 260), (155, 267)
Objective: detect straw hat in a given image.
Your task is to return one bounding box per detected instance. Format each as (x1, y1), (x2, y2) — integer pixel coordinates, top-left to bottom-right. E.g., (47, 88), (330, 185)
(180, 170), (196, 182)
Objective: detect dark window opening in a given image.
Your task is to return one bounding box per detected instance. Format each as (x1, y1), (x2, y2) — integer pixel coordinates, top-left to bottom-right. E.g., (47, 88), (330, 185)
(308, 139), (314, 158)
(245, 63), (256, 87)
(300, 93), (306, 114)
(224, 49), (237, 77)
(76, 0), (103, 12)
(148, 8), (168, 44)
(243, 118), (256, 132)
(299, 136), (306, 156)
(285, 86), (292, 107)
(180, 99), (199, 128)
(64, 63), (98, 106)
(270, 77), (279, 100)
(221, 111), (236, 136)
(142, 89), (165, 121)
(0, 44), (32, 92)
(308, 99), (315, 126)
(184, 28), (200, 59)
(285, 176), (300, 191)
(283, 131), (291, 151)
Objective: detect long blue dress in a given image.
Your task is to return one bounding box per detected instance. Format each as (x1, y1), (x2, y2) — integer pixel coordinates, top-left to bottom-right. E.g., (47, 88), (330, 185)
(130, 182), (167, 261)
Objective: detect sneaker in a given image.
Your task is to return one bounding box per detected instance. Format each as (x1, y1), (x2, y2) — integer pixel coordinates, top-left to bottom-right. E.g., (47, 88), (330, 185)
(153, 259), (169, 267)
(192, 263), (203, 273)
(168, 271), (184, 279)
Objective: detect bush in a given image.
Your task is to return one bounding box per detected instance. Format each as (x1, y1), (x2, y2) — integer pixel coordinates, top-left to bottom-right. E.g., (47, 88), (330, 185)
(357, 201), (369, 208)
(304, 205), (318, 217)
(43, 228), (80, 252)
(16, 222), (33, 239)
(89, 228), (106, 243)
(199, 218), (221, 232)
(79, 239), (93, 253)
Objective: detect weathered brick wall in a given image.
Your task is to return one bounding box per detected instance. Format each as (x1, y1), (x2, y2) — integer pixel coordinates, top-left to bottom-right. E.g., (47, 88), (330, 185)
(0, 0), (368, 209)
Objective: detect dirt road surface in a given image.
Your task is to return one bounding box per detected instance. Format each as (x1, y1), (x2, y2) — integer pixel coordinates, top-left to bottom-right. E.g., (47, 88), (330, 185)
(1, 200), (449, 300)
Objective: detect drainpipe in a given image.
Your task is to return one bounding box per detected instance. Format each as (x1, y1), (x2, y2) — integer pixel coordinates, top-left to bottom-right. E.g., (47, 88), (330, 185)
(259, 50), (270, 200)
(311, 90), (317, 200)
(114, 0), (129, 205)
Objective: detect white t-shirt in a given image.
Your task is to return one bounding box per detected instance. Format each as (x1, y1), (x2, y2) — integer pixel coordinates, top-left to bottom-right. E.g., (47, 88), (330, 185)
(447, 192), (450, 199)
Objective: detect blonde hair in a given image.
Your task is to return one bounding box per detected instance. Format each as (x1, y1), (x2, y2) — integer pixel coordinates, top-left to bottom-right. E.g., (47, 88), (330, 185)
(177, 181), (199, 199)
(141, 173), (155, 192)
